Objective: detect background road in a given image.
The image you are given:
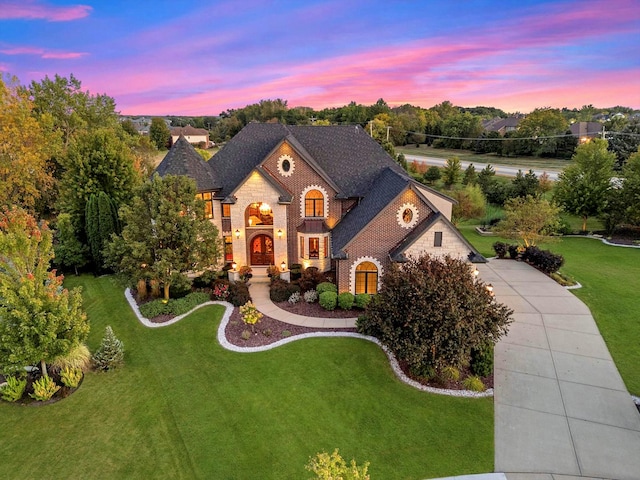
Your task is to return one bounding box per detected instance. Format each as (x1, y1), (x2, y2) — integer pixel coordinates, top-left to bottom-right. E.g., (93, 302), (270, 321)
(404, 154), (562, 180)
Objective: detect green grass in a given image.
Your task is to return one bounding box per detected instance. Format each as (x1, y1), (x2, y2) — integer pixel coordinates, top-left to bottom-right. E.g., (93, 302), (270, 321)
(0, 275), (493, 479)
(461, 227), (640, 395)
(398, 145), (569, 171)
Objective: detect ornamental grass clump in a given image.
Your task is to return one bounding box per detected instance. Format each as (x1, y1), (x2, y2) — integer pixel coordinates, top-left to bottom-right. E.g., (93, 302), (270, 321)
(60, 366), (83, 388)
(239, 301), (262, 332)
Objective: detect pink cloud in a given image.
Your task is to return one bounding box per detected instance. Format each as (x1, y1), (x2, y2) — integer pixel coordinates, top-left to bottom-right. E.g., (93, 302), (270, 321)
(0, 1), (91, 21)
(0, 45), (87, 59)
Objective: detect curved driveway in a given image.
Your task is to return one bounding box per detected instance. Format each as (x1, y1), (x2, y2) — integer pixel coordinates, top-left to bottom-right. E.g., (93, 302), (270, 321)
(479, 259), (640, 480)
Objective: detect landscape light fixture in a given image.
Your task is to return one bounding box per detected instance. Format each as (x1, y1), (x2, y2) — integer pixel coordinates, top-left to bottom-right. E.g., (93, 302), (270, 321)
(232, 261), (237, 271)
(486, 284), (494, 296)
(473, 267), (479, 278)
(235, 229), (240, 239)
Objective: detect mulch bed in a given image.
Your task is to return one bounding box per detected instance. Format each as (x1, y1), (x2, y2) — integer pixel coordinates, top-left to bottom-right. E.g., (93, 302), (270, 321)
(273, 300), (361, 318)
(224, 308), (356, 348)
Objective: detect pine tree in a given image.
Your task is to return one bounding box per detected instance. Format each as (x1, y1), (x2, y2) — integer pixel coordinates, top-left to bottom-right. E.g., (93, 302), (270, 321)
(92, 326), (124, 371)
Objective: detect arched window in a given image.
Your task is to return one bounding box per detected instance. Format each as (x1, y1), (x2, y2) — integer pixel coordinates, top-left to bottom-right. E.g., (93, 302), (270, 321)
(245, 202), (273, 226)
(305, 190), (324, 217)
(355, 261), (378, 294)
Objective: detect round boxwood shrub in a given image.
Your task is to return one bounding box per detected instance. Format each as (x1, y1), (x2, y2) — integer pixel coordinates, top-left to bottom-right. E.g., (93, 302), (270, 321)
(354, 293), (371, 309)
(337, 292), (354, 310)
(470, 342), (494, 377)
(319, 291), (337, 310)
(316, 282), (337, 295)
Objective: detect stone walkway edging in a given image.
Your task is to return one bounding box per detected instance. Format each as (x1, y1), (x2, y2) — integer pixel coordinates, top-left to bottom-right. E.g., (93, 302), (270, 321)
(564, 234), (640, 248)
(125, 289), (492, 398)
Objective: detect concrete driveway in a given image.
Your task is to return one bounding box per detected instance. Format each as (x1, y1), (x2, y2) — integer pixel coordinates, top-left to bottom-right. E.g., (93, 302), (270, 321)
(478, 259), (640, 480)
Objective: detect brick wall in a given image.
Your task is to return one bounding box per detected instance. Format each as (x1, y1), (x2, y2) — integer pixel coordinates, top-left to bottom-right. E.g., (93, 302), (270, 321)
(337, 188), (433, 293)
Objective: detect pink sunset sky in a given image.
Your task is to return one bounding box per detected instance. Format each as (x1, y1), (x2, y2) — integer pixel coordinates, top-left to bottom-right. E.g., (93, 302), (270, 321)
(1, 0), (639, 115)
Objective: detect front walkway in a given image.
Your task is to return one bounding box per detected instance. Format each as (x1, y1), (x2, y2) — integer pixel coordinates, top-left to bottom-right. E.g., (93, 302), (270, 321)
(248, 282), (357, 328)
(479, 259), (640, 480)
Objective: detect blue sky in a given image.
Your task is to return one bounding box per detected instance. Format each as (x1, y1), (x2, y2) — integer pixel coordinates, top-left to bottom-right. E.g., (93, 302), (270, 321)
(1, 0), (639, 115)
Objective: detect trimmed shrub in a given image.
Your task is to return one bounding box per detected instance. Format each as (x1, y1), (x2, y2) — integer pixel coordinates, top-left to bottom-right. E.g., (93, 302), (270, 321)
(228, 282), (251, 307)
(357, 254), (512, 374)
(492, 241), (508, 259)
(462, 375), (486, 392)
(30, 375), (60, 401)
(303, 289), (318, 303)
(470, 342), (494, 377)
(266, 265), (280, 280)
(169, 272), (192, 299)
(193, 270), (219, 289)
(299, 267), (326, 292)
(0, 375), (26, 402)
(270, 279), (300, 303)
(319, 291), (337, 311)
(93, 326), (125, 371)
(507, 244), (520, 259)
(60, 366), (83, 388)
(337, 292), (354, 310)
(290, 263), (302, 281)
(139, 299), (170, 318)
(288, 291), (301, 304)
(241, 330), (251, 341)
(170, 292), (210, 315)
(354, 294), (371, 309)
(521, 246), (564, 274)
(317, 282), (337, 295)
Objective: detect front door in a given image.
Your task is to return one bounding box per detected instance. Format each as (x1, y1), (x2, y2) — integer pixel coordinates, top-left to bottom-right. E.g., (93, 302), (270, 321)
(250, 234), (274, 265)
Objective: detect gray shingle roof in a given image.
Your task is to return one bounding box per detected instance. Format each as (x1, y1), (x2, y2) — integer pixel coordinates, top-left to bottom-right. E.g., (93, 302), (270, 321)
(331, 167), (410, 256)
(208, 123), (406, 199)
(155, 136), (219, 191)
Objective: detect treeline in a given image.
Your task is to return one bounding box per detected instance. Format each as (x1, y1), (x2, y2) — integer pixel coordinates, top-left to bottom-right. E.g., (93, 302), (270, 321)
(204, 99), (639, 167)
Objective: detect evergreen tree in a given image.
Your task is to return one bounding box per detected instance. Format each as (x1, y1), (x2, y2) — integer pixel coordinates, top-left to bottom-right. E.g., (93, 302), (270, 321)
(511, 169), (539, 198)
(92, 326), (124, 371)
(53, 213), (88, 275)
(423, 166), (441, 185)
(86, 192), (120, 269)
(462, 164), (477, 185)
(442, 156), (462, 188)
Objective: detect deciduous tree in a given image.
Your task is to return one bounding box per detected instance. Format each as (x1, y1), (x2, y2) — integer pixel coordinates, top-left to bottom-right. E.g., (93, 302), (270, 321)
(0, 75), (57, 212)
(149, 117), (171, 150)
(451, 185), (487, 225)
(494, 196), (560, 246)
(554, 138), (615, 231)
(53, 213), (88, 275)
(0, 207), (89, 377)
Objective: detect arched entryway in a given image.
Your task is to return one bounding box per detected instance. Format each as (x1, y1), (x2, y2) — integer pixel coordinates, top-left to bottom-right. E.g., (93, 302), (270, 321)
(250, 234), (274, 265)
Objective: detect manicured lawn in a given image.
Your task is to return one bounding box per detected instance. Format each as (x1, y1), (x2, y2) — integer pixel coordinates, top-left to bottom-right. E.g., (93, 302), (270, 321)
(461, 227), (640, 395)
(0, 275), (493, 479)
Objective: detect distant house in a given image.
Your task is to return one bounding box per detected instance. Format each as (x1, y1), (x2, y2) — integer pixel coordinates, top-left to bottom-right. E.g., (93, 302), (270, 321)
(170, 125), (210, 148)
(482, 117), (521, 135)
(570, 122), (603, 143)
(155, 123), (483, 293)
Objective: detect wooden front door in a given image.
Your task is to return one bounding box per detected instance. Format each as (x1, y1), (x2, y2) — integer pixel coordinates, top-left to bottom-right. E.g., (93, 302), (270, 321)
(250, 234), (274, 265)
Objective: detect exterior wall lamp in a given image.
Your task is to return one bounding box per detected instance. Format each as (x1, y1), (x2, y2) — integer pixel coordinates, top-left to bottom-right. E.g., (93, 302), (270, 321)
(277, 229), (283, 239)
(280, 261), (286, 272)
(235, 229), (240, 239)
(232, 261), (237, 271)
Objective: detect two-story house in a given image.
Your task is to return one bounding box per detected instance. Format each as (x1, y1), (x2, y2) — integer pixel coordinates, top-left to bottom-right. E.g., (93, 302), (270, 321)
(155, 123), (483, 294)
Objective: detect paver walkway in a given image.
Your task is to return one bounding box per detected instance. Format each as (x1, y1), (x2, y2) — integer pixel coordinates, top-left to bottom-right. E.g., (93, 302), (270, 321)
(478, 259), (640, 480)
